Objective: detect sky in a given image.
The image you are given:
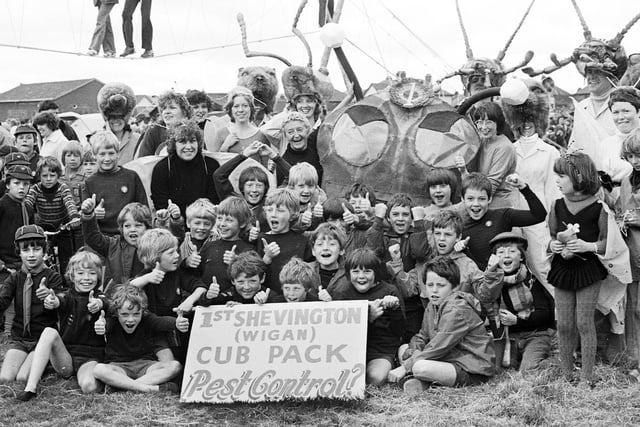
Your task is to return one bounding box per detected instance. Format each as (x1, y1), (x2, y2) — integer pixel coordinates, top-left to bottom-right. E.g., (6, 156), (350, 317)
(0, 0), (639, 99)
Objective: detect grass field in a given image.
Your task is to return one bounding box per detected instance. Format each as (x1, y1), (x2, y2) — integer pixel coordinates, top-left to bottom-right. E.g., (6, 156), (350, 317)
(1, 335), (640, 427)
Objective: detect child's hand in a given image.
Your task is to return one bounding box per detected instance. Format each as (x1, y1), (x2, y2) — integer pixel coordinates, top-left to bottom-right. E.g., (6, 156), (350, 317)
(374, 203), (387, 219)
(623, 210), (640, 227)
(254, 288), (270, 305)
(387, 366), (407, 383)
(486, 254), (501, 272)
(207, 276), (220, 299)
(175, 309), (190, 333)
(167, 199), (181, 220)
(411, 206), (425, 221)
(454, 236), (470, 252)
(223, 245), (238, 265)
(566, 238), (595, 254)
(175, 300), (193, 314)
(147, 262), (165, 284)
(44, 289), (59, 310)
(300, 205), (313, 227)
(312, 201), (323, 218)
(242, 140), (263, 158)
(342, 203), (358, 225)
(368, 300), (384, 322)
(318, 285), (332, 302)
(226, 301), (241, 307)
(262, 238), (280, 261)
(381, 295), (400, 310)
(454, 155), (468, 174)
(505, 173), (526, 189)
(155, 209), (170, 222)
(499, 308), (517, 326)
(185, 251), (202, 268)
(248, 220), (260, 242)
(94, 198), (106, 220)
(94, 310), (106, 335)
(81, 194), (97, 215)
(267, 159), (276, 173)
(388, 243), (401, 262)
(87, 290), (103, 313)
(549, 239), (564, 254)
(358, 192), (372, 213)
(401, 347), (415, 361)
(35, 278), (49, 300)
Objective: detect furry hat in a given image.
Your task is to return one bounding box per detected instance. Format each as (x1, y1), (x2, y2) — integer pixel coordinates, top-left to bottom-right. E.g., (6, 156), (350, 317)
(97, 82), (136, 120)
(500, 78), (549, 139)
(281, 65), (333, 103)
(237, 66), (279, 114)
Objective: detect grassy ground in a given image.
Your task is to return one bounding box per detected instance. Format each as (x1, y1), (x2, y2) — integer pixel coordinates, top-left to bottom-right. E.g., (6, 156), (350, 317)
(1, 334), (640, 427)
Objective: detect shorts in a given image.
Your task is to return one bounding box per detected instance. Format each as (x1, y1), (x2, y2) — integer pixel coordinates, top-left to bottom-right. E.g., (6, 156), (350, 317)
(452, 363), (490, 387)
(68, 345), (104, 373)
(9, 337), (38, 353)
(71, 356), (100, 373)
(366, 352), (396, 365)
(110, 359), (157, 380)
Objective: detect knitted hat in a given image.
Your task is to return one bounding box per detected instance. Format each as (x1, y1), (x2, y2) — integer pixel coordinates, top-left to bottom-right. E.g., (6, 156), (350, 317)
(97, 82), (137, 120)
(15, 224), (45, 241)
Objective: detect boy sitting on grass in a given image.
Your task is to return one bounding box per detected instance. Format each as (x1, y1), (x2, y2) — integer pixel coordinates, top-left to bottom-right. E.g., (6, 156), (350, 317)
(92, 284), (186, 394)
(488, 232), (555, 372)
(387, 257), (495, 394)
(200, 251), (267, 306)
(0, 225), (64, 383)
(16, 251), (107, 400)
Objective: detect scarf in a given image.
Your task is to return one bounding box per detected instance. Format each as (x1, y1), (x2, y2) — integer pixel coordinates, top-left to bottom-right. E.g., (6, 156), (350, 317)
(501, 264), (535, 319)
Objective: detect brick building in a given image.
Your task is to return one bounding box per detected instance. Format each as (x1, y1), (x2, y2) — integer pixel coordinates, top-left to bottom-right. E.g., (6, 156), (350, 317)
(0, 78), (105, 121)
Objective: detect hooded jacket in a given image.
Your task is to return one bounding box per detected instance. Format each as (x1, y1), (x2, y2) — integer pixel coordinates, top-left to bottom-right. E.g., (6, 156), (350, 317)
(403, 291), (495, 377)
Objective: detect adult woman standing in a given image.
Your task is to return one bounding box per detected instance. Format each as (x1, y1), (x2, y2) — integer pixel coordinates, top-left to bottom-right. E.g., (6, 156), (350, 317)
(151, 120), (220, 217)
(97, 82), (140, 164)
(32, 112), (69, 164)
(135, 91), (191, 158)
(212, 87), (269, 161)
(457, 102), (517, 209)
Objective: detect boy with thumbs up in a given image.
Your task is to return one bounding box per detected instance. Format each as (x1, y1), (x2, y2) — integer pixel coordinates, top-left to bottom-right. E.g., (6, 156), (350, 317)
(200, 251), (267, 305)
(16, 250), (107, 400)
(83, 132), (147, 236)
(0, 225), (64, 384)
(286, 162), (327, 232)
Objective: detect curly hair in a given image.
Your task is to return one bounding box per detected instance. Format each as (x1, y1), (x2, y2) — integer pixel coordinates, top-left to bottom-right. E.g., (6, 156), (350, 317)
(165, 120), (203, 156)
(186, 89), (212, 110)
(158, 90), (192, 120)
(32, 112), (59, 131)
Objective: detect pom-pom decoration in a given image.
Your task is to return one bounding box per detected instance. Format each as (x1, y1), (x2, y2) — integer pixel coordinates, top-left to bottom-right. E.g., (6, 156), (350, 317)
(319, 22), (345, 49)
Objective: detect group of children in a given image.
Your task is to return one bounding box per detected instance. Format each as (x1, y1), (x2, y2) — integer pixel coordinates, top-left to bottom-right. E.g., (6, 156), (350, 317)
(2, 111), (640, 401)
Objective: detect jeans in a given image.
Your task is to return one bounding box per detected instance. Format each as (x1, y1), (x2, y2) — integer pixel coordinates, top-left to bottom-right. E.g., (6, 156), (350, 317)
(89, 3), (116, 53)
(122, 0), (153, 50)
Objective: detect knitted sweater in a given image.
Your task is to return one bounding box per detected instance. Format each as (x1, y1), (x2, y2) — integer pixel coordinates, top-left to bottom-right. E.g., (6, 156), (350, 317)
(24, 182), (78, 230)
(83, 167), (148, 236)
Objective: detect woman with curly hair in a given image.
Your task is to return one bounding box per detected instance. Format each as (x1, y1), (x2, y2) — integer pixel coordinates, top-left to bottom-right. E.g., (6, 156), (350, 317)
(135, 91), (192, 158)
(150, 120), (220, 217)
